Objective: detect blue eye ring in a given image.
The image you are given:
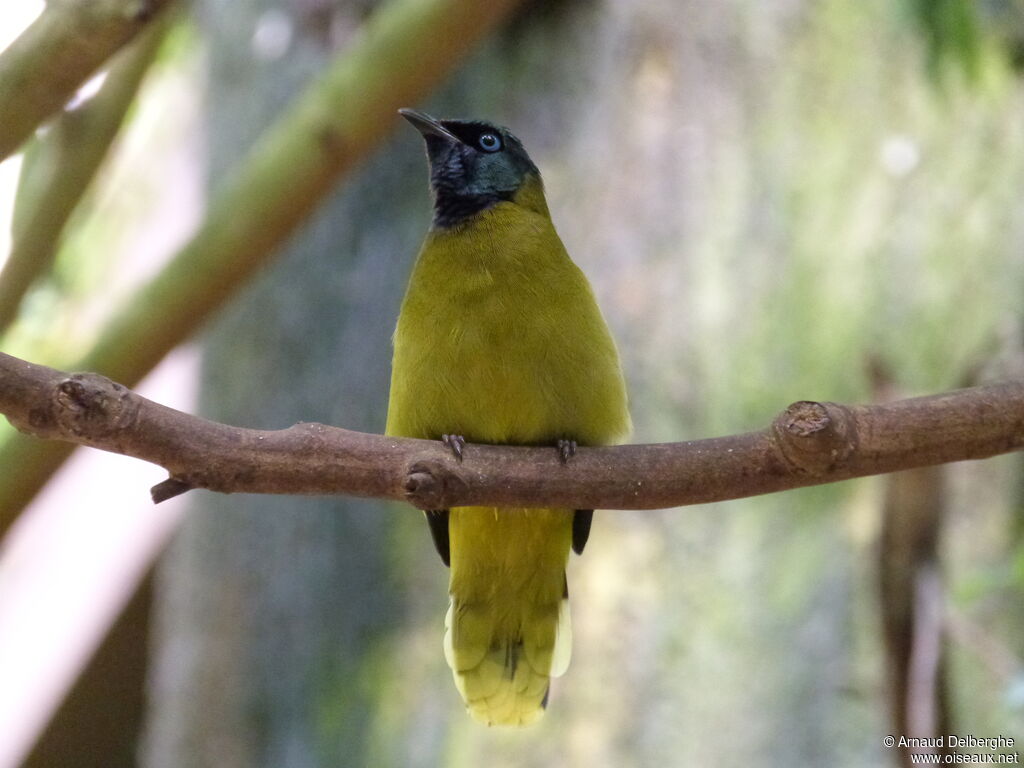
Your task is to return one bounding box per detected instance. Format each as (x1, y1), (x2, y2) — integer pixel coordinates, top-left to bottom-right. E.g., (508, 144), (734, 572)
(478, 133), (502, 152)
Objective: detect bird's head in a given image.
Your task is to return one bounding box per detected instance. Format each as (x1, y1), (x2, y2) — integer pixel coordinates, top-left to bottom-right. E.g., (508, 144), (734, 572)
(399, 108), (545, 228)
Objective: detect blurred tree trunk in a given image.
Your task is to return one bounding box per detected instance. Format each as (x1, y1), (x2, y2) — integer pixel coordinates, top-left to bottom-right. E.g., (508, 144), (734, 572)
(142, 0), (437, 765)
(873, 366), (953, 767)
(878, 466), (953, 767)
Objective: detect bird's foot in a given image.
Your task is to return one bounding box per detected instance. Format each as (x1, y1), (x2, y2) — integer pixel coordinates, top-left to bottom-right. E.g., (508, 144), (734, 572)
(442, 433), (466, 462)
(557, 438), (577, 464)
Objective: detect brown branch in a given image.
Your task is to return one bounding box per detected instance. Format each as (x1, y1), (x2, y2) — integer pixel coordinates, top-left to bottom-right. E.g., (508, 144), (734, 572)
(2, 352), (1023, 510)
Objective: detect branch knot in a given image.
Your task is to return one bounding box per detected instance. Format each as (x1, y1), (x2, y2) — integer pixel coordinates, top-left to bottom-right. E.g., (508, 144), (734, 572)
(404, 459), (467, 510)
(772, 400), (856, 475)
(54, 373), (138, 439)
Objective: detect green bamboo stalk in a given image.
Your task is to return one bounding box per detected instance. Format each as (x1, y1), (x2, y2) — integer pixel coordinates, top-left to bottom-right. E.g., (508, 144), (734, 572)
(0, 0), (525, 534)
(0, 18), (170, 336)
(0, 0), (177, 161)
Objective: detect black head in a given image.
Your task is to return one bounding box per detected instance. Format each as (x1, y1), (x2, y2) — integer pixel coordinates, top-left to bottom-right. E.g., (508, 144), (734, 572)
(399, 108), (540, 228)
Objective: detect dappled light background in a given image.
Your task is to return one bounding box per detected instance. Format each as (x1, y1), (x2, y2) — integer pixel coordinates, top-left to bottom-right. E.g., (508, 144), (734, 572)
(1, 1), (1023, 766)
(0, 5), (205, 767)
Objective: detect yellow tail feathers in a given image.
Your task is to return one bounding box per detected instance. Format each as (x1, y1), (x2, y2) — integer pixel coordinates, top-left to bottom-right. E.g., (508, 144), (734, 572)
(444, 596), (571, 726)
(444, 506), (574, 726)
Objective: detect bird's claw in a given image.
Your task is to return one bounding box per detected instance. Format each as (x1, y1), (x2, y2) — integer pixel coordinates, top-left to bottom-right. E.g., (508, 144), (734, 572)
(442, 434), (466, 462)
(557, 438), (577, 464)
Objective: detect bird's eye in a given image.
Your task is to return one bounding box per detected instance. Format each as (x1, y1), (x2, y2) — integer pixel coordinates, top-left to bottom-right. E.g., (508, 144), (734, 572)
(478, 133), (502, 152)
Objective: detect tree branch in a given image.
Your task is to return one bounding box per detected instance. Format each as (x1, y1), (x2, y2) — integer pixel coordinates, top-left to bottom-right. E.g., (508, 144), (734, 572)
(0, 0), (526, 528)
(0, 0), (177, 161)
(3, 352), (1022, 510)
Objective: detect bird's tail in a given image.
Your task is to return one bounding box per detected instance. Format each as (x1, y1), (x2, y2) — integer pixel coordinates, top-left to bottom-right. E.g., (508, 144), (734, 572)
(444, 506), (573, 726)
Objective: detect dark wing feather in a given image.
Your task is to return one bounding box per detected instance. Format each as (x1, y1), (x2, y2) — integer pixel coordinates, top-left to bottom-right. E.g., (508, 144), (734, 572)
(425, 509), (450, 566)
(572, 509), (593, 555)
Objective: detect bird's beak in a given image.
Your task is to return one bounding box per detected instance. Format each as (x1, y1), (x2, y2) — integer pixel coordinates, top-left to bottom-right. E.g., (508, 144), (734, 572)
(398, 108), (462, 144)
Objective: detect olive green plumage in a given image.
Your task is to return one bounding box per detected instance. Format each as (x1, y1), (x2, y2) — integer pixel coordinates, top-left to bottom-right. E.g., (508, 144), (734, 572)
(386, 109), (630, 726)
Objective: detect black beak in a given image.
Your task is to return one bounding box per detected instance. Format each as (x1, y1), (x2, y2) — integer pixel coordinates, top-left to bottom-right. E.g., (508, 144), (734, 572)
(398, 108), (462, 144)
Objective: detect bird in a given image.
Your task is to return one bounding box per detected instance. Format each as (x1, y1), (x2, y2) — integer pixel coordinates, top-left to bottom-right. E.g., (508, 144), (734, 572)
(386, 108), (630, 726)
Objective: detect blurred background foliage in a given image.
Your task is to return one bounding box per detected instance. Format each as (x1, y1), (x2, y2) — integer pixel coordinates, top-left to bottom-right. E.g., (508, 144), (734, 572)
(2, 0), (1024, 766)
